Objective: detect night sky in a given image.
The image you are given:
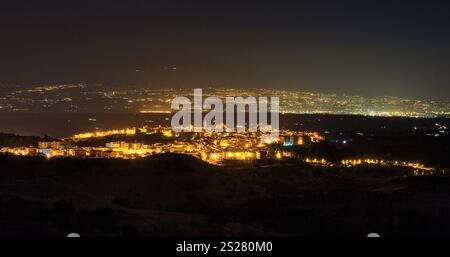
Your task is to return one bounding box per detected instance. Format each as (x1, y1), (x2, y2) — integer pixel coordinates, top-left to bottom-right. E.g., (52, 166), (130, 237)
(1, 0), (450, 100)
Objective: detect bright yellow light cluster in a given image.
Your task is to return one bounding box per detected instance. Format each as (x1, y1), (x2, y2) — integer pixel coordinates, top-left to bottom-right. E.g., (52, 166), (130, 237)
(341, 159), (433, 171)
(305, 158), (329, 165)
(73, 128), (136, 140)
(162, 130), (173, 137)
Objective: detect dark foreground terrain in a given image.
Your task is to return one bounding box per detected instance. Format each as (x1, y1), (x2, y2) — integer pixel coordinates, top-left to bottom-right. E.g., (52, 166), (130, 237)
(1, 154), (450, 237)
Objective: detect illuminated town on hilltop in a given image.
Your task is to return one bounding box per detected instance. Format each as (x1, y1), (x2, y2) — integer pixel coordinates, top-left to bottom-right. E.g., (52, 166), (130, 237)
(0, 125), (322, 164)
(1, 84), (449, 117)
(0, 125), (442, 176)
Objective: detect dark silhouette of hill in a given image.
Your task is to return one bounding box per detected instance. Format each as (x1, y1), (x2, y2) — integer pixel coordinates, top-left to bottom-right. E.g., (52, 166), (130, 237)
(0, 154), (450, 237)
(0, 132), (44, 147)
(73, 132), (176, 147)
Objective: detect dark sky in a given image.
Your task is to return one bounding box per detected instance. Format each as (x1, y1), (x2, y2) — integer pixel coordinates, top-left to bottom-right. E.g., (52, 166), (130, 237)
(1, 0), (450, 100)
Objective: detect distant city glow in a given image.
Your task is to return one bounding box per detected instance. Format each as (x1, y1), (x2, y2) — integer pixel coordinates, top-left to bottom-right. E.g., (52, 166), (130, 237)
(1, 85), (449, 118)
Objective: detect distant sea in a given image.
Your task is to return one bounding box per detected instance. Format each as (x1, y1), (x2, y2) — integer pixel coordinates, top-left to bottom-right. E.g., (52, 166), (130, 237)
(0, 113), (449, 138)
